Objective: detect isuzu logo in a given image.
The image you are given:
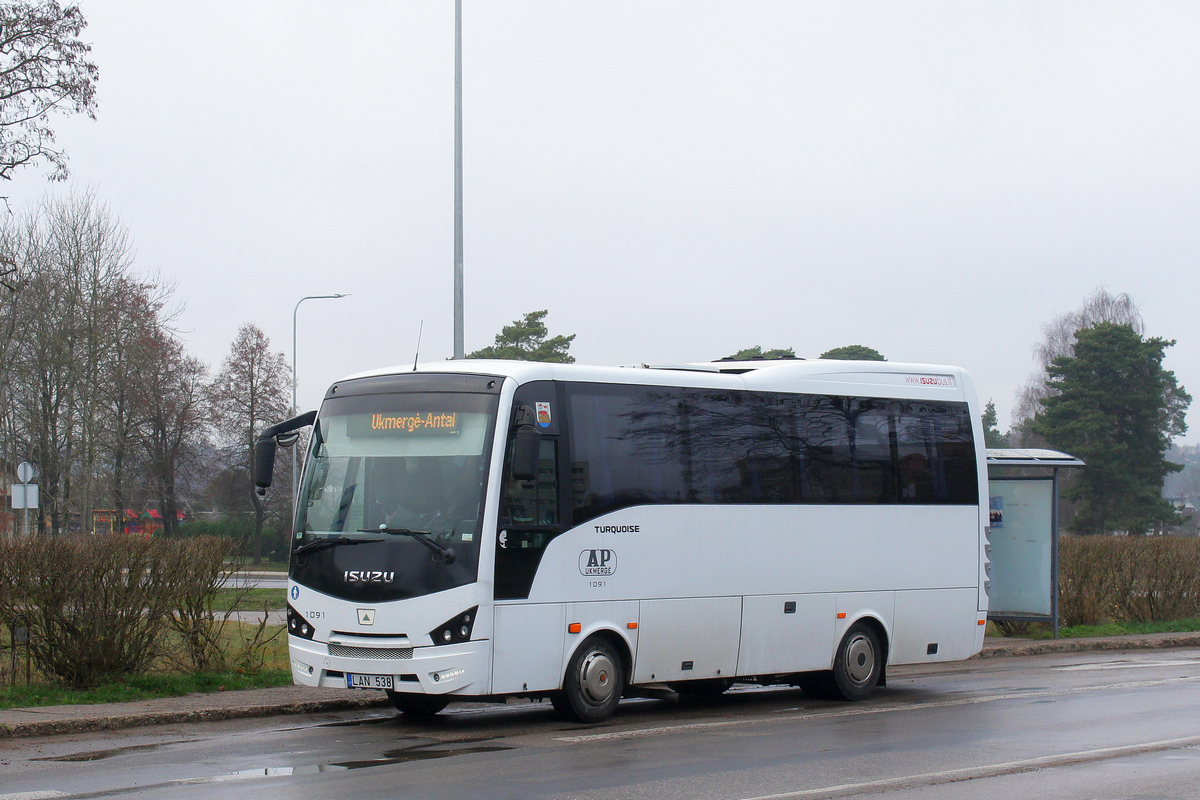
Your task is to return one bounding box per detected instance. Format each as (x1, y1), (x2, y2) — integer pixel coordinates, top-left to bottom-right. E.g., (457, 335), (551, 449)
(344, 570), (395, 583)
(579, 549), (617, 576)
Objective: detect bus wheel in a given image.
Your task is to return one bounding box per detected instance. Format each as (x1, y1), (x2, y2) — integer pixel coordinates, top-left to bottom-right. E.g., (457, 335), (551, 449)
(829, 622), (883, 701)
(386, 690), (450, 719)
(559, 636), (625, 723)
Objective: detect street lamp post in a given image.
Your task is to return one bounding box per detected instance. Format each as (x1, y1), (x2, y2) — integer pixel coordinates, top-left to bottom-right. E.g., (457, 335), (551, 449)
(453, 0), (464, 359)
(292, 294), (349, 517)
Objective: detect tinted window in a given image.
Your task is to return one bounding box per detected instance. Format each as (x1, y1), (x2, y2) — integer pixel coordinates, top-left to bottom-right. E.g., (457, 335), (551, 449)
(565, 382), (977, 525)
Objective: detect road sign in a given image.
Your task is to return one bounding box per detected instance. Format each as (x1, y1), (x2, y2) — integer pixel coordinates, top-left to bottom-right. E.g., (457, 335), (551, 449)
(16, 461), (37, 483)
(11, 483), (38, 509)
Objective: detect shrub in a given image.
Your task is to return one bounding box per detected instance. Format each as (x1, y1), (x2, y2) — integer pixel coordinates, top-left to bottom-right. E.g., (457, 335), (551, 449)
(0, 535), (181, 687)
(165, 537), (281, 673)
(180, 517), (256, 540)
(0, 534), (282, 688)
(1057, 535), (1200, 627)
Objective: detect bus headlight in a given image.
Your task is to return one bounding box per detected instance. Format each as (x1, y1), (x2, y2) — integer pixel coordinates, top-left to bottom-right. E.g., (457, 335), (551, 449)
(429, 606), (478, 646)
(287, 604), (317, 640)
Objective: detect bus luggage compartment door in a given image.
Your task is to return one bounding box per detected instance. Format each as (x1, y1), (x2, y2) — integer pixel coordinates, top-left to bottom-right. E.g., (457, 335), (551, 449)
(492, 603), (567, 695)
(632, 597), (741, 684)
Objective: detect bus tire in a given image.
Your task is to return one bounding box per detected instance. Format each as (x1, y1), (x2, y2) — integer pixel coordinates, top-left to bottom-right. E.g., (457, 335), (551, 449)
(386, 690), (450, 719)
(559, 635), (625, 723)
(829, 622), (883, 701)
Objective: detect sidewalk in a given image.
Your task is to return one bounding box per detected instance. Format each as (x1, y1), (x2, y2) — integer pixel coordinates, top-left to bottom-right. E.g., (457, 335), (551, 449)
(977, 629), (1200, 659)
(3, 632), (1199, 740)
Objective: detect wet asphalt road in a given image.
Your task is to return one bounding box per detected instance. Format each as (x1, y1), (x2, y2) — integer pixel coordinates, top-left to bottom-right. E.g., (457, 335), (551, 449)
(3, 648), (1200, 800)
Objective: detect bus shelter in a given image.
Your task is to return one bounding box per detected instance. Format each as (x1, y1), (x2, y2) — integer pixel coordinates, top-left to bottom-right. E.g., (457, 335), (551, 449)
(985, 448), (1084, 638)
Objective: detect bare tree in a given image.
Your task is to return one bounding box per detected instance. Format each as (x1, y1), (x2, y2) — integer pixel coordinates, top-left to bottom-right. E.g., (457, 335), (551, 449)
(208, 323), (290, 562)
(137, 329), (208, 537)
(102, 280), (161, 517)
(0, 1), (99, 182)
(1012, 288), (1144, 438)
(0, 191), (185, 534)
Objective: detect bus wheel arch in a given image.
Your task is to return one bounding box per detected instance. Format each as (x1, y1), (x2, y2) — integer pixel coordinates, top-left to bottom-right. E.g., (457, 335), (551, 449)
(552, 630), (629, 723)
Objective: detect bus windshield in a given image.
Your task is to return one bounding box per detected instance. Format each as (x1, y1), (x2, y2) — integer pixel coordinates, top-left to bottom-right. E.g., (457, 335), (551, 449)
(291, 389), (499, 600)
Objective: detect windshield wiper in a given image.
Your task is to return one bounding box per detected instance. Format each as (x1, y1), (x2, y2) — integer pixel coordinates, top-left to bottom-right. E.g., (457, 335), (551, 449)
(295, 536), (384, 558)
(363, 527), (457, 564)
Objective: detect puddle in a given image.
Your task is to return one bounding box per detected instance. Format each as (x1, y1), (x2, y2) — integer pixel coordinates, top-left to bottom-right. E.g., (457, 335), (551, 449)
(188, 743), (514, 782)
(334, 744), (512, 768)
(36, 742), (165, 762)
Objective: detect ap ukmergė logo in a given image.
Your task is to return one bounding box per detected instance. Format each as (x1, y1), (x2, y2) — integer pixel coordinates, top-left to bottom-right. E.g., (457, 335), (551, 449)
(579, 549), (617, 576)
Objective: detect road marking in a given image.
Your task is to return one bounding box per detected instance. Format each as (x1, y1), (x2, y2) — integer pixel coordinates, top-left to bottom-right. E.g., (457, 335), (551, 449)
(554, 674), (1200, 742)
(0, 792), (67, 799)
(730, 737), (1200, 800)
(1054, 659), (1200, 671)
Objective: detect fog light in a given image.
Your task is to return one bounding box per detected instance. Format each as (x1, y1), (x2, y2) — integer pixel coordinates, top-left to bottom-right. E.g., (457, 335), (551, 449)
(291, 659), (314, 676)
(431, 667), (465, 684)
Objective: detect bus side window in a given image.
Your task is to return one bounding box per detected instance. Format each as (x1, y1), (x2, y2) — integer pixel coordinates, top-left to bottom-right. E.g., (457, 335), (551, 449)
(503, 439), (558, 527)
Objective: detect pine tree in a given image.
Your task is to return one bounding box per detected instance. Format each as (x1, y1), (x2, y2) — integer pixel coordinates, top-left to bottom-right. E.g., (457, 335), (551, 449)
(1032, 323), (1190, 534)
(467, 310), (575, 363)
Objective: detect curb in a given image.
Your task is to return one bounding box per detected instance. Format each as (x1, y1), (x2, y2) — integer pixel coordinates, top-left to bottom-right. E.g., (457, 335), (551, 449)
(0, 694), (390, 740)
(977, 632), (1200, 659)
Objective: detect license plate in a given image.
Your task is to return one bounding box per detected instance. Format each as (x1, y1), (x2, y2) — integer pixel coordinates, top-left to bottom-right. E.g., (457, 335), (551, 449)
(346, 672), (394, 690)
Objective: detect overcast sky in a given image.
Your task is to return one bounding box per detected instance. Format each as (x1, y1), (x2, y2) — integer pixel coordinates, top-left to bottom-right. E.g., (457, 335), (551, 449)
(6, 2), (1200, 441)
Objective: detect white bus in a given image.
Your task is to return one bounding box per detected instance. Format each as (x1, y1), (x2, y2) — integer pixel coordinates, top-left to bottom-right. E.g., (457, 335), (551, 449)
(255, 358), (990, 723)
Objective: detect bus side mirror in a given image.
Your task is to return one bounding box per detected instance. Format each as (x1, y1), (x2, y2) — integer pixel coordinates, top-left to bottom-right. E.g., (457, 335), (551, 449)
(511, 405), (541, 481)
(254, 437), (277, 496)
(254, 410), (318, 496)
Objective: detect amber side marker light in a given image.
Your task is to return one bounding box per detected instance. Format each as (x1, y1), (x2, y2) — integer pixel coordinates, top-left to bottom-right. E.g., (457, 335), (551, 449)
(627, 622), (638, 630)
(978, 619), (987, 626)
(568, 623), (582, 634)
(836, 612), (847, 619)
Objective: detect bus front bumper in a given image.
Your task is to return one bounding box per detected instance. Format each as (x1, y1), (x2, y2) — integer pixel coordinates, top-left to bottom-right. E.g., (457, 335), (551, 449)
(289, 635), (491, 696)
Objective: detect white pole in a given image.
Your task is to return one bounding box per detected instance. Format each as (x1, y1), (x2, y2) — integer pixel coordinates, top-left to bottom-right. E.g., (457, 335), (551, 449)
(453, 0), (465, 359)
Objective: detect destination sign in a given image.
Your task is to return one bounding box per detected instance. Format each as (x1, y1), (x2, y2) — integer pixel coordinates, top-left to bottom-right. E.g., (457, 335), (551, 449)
(346, 411), (460, 436)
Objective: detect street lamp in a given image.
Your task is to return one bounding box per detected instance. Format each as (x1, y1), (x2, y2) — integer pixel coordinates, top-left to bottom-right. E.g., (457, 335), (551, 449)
(292, 293), (350, 513)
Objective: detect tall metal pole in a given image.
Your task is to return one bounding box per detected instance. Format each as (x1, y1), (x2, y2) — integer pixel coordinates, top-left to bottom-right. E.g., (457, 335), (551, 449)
(292, 294), (349, 522)
(453, 0), (465, 359)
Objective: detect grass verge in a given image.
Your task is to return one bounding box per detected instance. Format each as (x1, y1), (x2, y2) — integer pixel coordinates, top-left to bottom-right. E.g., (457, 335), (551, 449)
(2, 621), (291, 710)
(211, 588), (286, 613)
(0, 670), (293, 711)
(990, 617), (1200, 639)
